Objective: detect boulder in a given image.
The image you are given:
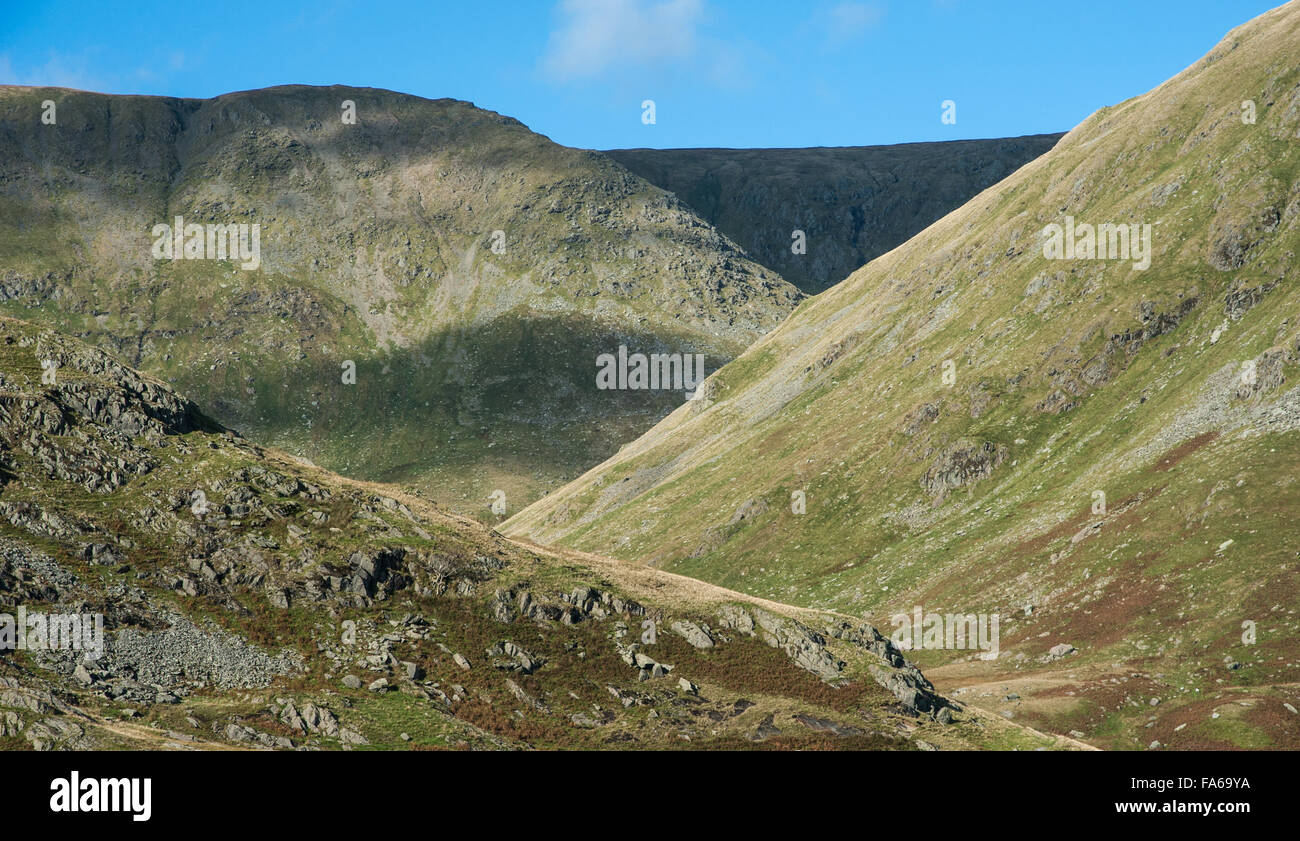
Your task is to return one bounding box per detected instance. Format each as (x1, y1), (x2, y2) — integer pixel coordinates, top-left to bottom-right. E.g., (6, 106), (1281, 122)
(670, 620), (715, 649)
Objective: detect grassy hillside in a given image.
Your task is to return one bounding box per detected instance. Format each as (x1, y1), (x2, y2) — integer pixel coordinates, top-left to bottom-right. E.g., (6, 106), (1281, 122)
(508, 2), (1300, 749)
(0, 314), (1079, 751)
(607, 134), (1062, 294)
(0, 84), (801, 515)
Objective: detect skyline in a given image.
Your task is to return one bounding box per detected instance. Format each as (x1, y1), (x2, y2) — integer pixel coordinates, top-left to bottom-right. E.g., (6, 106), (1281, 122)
(0, 0), (1285, 149)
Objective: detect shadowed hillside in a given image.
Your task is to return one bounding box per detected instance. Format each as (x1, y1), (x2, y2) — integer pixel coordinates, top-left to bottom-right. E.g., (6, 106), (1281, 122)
(605, 134), (1062, 293)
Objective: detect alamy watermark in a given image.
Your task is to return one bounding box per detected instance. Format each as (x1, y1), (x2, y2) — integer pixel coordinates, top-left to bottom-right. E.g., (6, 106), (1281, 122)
(151, 215), (261, 270)
(1043, 215), (1151, 270)
(596, 345), (705, 399)
(50, 771), (151, 822)
(0, 607), (104, 660)
(891, 605), (999, 660)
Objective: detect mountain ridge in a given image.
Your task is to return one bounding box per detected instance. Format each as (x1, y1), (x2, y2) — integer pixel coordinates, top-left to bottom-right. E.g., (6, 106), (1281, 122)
(604, 133), (1063, 293)
(0, 82), (800, 516)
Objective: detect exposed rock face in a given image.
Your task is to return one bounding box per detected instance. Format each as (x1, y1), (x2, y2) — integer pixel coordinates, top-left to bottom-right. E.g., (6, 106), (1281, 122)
(0, 678), (90, 750)
(0, 330), (221, 497)
(920, 441), (1008, 498)
(711, 603), (953, 719)
(605, 134), (1063, 294)
(670, 620), (715, 649)
(747, 607), (845, 681)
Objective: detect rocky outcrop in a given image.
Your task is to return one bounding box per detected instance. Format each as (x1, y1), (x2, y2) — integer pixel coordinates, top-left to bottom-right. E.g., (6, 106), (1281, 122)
(486, 641), (544, 674)
(0, 677), (92, 750)
(920, 441), (1008, 498)
(670, 620), (715, 649)
(747, 607), (845, 681)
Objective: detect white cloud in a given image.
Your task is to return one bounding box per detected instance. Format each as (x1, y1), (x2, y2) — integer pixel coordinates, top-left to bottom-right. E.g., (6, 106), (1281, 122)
(0, 50), (108, 92)
(824, 2), (884, 47)
(541, 0), (706, 82)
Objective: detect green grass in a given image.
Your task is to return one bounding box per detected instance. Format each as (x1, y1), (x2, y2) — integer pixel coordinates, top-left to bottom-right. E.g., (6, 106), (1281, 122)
(505, 8), (1300, 748)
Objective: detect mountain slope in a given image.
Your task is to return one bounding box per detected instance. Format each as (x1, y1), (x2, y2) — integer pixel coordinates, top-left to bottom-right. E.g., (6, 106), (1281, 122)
(508, 2), (1300, 749)
(0, 314), (1082, 751)
(0, 84), (801, 516)
(607, 134), (1063, 294)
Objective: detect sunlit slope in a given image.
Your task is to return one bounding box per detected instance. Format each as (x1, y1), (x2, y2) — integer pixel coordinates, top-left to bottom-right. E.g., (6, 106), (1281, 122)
(508, 2), (1300, 747)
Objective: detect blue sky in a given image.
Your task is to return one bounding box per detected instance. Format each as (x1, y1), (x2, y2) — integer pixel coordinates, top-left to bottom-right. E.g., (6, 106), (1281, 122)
(0, 0), (1284, 149)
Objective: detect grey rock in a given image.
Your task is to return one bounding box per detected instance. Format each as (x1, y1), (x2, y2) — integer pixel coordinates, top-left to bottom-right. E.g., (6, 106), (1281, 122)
(338, 727), (368, 745)
(670, 620), (715, 649)
(716, 605), (756, 635)
(505, 679), (546, 711)
(870, 664), (945, 714)
(750, 607), (843, 680)
(280, 701), (306, 733)
(750, 713), (781, 741)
